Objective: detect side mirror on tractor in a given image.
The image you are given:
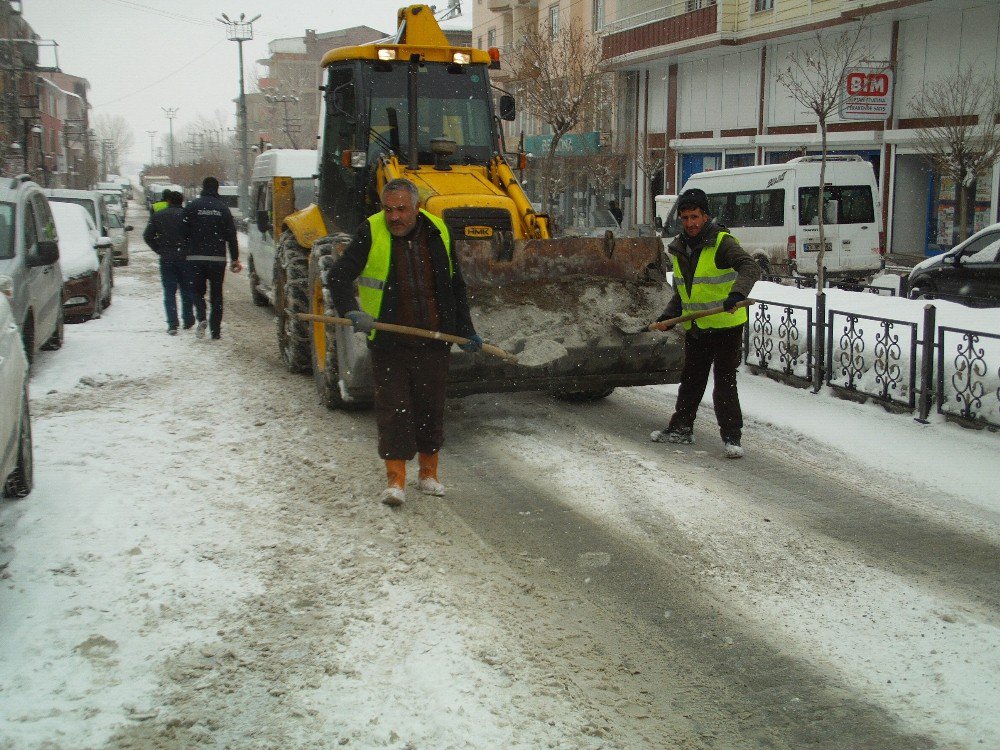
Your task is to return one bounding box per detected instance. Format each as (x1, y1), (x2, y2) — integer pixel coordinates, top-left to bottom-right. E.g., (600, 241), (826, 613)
(499, 94), (516, 121)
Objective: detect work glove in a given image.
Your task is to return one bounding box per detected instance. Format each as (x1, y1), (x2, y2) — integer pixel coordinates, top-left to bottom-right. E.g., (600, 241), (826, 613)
(346, 310), (375, 334)
(722, 292), (745, 313)
(459, 333), (484, 353)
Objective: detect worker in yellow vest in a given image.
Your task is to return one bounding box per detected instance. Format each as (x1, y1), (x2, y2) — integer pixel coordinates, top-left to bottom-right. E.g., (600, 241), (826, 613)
(151, 189), (171, 214)
(651, 188), (760, 458)
(325, 178), (482, 506)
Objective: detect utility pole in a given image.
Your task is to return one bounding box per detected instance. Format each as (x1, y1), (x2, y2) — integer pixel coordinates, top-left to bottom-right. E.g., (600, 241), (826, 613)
(161, 107), (179, 167)
(101, 138), (112, 180)
(217, 12), (260, 216)
(265, 93), (301, 149)
(146, 130), (157, 165)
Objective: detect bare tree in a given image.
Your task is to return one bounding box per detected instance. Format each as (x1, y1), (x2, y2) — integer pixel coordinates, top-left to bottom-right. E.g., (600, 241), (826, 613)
(91, 113), (135, 173)
(506, 21), (607, 209)
(776, 21), (875, 291)
(911, 65), (1000, 244)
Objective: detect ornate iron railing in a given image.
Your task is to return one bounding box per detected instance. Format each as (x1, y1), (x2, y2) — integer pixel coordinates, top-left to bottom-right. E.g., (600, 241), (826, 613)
(937, 327), (1000, 428)
(826, 310), (918, 409)
(744, 301), (812, 385)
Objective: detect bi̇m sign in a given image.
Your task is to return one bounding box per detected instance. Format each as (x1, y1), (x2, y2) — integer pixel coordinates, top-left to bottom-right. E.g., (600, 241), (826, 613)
(840, 67), (894, 120)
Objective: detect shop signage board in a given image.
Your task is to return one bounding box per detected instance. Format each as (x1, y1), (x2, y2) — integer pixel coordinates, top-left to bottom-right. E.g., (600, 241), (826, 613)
(840, 67), (894, 120)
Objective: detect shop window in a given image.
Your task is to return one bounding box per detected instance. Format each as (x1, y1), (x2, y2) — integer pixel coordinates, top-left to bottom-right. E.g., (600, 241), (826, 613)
(487, 28), (496, 48)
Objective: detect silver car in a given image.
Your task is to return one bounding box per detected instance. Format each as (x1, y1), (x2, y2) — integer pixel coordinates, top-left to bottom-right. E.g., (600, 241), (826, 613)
(0, 291), (32, 497)
(0, 177), (64, 364)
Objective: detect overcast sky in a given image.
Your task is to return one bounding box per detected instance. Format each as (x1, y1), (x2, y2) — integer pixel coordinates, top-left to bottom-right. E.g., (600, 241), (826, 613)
(22, 0), (468, 170)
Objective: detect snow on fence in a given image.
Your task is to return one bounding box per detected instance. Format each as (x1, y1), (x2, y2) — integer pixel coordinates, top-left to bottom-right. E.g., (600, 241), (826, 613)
(741, 283), (1000, 429)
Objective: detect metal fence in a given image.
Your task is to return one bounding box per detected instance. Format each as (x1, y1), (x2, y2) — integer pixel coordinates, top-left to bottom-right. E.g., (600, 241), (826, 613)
(744, 301), (812, 386)
(826, 310), (918, 411)
(937, 327), (1000, 427)
(744, 298), (1000, 430)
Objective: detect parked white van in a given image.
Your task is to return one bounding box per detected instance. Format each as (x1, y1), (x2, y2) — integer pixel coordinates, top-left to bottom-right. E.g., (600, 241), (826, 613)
(246, 149), (317, 306)
(663, 156), (884, 279)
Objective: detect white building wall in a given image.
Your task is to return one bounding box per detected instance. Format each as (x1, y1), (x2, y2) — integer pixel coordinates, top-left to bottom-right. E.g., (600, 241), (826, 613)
(646, 62), (669, 133)
(895, 5), (1000, 119)
(678, 50), (759, 133)
(766, 23), (892, 127)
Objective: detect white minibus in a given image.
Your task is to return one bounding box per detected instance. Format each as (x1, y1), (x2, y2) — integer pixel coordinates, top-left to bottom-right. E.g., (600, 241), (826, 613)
(246, 149), (318, 306)
(663, 156), (884, 279)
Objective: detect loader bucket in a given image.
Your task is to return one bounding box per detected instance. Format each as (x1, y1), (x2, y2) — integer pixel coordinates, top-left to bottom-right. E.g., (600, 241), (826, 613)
(320, 233), (684, 405)
(457, 236), (666, 288)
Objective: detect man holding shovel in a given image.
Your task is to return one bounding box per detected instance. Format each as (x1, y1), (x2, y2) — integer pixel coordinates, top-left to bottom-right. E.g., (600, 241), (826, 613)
(325, 178), (483, 506)
(650, 188), (760, 458)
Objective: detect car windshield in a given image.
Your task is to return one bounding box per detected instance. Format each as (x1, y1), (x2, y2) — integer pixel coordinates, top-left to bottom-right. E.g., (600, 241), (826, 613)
(366, 62), (495, 165)
(0, 202), (13, 259)
(50, 196), (97, 224)
(108, 212), (122, 229)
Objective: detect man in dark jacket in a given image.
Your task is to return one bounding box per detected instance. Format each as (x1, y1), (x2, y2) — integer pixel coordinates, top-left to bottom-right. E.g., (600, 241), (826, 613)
(143, 190), (193, 335)
(650, 188), (760, 458)
(325, 178), (482, 507)
(182, 176), (241, 340)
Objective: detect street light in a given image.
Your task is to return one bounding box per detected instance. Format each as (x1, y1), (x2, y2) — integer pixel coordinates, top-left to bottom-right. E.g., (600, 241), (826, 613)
(146, 130), (157, 165)
(161, 107), (178, 167)
(217, 11), (261, 216)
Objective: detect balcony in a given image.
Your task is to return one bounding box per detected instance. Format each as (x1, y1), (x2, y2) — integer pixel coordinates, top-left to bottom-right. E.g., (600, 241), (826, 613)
(602, 1), (718, 62)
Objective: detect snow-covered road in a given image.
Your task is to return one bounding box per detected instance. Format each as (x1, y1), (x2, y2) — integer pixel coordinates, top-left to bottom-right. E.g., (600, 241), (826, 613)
(0, 207), (997, 749)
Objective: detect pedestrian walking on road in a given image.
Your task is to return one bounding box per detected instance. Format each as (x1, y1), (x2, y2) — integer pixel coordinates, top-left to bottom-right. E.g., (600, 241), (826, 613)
(325, 178), (482, 507)
(151, 189), (171, 214)
(649, 188), (760, 458)
(144, 190), (193, 335)
(182, 176), (241, 340)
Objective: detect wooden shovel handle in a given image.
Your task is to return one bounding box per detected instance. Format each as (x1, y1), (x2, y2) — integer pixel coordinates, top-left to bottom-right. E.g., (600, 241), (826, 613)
(296, 312), (518, 363)
(648, 299), (755, 331)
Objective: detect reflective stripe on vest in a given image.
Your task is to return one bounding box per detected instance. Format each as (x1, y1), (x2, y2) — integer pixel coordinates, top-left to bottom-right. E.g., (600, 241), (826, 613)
(672, 231), (748, 330)
(358, 209), (453, 340)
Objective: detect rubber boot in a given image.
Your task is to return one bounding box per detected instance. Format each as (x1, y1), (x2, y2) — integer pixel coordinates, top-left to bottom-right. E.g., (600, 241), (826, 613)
(418, 452), (445, 497)
(380, 459), (406, 506)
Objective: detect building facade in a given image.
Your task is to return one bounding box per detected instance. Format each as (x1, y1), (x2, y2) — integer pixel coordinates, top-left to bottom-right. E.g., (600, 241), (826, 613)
(473, 0), (618, 228)
(601, 0), (1000, 255)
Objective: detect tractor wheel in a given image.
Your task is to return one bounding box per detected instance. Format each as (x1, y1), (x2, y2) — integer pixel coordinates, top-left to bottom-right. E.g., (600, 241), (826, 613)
(274, 230), (312, 374)
(308, 242), (371, 410)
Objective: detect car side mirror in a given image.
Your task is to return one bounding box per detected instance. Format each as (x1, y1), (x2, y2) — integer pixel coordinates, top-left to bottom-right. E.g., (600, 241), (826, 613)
(256, 210), (271, 233)
(498, 94), (516, 121)
(27, 239), (59, 267)
(125, 225), (134, 232)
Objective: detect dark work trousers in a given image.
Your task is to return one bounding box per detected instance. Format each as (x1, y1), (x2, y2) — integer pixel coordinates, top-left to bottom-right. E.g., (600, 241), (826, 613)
(667, 325), (745, 441)
(371, 344), (450, 460)
(190, 261), (227, 337)
(159, 258), (193, 329)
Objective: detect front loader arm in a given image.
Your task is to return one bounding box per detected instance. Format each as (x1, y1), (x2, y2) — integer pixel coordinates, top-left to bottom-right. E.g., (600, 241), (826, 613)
(490, 155), (548, 240)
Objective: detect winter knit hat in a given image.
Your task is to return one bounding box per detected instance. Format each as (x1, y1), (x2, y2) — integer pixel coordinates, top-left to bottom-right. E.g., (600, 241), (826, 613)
(677, 188), (710, 215)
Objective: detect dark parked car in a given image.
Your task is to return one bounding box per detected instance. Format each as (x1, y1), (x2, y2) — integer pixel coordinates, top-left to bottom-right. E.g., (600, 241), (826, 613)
(908, 223), (1000, 307)
(50, 202), (113, 321)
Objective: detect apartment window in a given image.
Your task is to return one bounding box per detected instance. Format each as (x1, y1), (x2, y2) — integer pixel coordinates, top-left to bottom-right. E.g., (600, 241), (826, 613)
(753, 0), (774, 12)
(487, 28), (496, 48)
(549, 4), (560, 37)
(592, 0), (604, 32)
(686, 0), (716, 9)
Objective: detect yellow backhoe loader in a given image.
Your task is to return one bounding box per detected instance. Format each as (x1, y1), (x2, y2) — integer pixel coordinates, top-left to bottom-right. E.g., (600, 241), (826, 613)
(274, 4), (682, 408)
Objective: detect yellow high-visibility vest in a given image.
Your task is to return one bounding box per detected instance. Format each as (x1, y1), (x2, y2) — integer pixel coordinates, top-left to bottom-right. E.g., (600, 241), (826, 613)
(358, 209), (453, 340)
(672, 230), (747, 330)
